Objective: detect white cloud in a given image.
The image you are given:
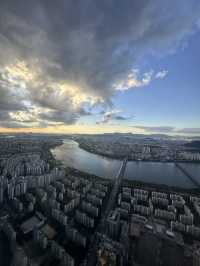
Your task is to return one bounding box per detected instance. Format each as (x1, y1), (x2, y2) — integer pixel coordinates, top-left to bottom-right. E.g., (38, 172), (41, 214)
(115, 69), (168, 91)
(0, 60), (98, 127)
(155, 70), (168, 79)
(0, 0), (199, 129)
(96, 109), (133, 124)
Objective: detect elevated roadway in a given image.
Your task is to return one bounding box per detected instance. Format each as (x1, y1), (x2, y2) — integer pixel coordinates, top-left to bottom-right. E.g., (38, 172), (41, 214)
(175, 163), (200, 188)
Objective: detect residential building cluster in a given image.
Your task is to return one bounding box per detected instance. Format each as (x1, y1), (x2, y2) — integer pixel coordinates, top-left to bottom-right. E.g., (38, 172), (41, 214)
(177, 151), (200, 161)
(76, 135), (200, 162)
(0, 135), (200, 266)
(94, 185), (200, 266)
(0, 165), (110, 266)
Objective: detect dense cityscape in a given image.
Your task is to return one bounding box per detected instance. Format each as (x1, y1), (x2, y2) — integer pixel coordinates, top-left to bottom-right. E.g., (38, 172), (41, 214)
(75, 134), (200, 162)
(0, 134), (200, 266)
(0, 1), (200, 266)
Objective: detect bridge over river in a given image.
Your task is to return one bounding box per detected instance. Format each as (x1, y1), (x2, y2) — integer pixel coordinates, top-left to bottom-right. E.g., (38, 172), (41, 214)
(103, 158), (128, 219)
(175, 163), (200, 188)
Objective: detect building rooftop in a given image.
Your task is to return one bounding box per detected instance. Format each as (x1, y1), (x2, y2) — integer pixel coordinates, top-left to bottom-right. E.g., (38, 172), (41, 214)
(130, 223), (141, 238)
(20, 215), (44, 234)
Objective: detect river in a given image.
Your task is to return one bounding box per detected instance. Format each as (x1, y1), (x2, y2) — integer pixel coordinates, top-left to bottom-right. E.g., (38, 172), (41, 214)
(51, 139), (199, 189)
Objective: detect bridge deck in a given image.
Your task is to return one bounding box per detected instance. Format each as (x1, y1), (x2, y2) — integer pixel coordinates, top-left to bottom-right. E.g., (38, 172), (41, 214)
(102, 158), (127, 222)
(175, 163), (200, 188)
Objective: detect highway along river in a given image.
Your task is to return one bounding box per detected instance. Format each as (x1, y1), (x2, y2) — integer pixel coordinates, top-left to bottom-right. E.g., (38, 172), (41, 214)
(51, 139), (200, 189)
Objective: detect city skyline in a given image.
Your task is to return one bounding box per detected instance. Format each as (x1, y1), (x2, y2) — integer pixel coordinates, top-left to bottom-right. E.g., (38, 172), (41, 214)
(0, 1), (200, 135)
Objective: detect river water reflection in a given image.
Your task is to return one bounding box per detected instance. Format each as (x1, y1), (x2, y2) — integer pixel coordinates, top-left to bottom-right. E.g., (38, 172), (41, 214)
(52, 139), (198, 188)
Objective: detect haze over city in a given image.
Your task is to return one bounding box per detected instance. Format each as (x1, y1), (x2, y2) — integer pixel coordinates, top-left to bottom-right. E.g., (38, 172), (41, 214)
(0, 0), (200, 135)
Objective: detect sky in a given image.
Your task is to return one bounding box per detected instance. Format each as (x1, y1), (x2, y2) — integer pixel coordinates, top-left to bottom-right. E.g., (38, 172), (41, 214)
(0, 0), (200, 135)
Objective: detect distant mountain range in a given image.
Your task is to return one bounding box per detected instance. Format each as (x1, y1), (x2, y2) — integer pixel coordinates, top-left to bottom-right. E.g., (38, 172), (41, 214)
(74, 133), (200, 141)
(1, 132), (200, 142)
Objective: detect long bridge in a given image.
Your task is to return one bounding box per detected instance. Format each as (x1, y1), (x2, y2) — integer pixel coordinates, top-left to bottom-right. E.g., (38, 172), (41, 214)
(103, 158), (128, 218)
(175, 162), (200, 188)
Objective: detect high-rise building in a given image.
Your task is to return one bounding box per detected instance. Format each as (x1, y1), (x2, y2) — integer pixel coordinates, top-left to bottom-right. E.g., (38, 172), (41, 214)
(106, 210), (121, 240)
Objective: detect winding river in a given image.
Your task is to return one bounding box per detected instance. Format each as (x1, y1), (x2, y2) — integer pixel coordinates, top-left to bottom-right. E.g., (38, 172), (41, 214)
(51, 139), (199, 189)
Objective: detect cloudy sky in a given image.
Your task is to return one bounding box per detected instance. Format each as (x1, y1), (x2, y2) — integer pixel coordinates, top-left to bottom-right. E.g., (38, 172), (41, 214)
(0, 0), (200, 135)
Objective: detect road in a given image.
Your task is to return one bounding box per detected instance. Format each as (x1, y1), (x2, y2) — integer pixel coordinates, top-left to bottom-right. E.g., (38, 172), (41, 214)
(103, 158), (128, 219)
(85, 158), (127, 266)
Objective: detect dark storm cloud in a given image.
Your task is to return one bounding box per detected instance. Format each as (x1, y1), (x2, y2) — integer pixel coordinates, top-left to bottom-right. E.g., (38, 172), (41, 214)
(39, 110), (78, 125)
(0, 84), (25, 112)
(0, 109), (34, 128)
(0, 121), (31, 128)
(0, 111), (11, 121)
(0, 0), (199, 127)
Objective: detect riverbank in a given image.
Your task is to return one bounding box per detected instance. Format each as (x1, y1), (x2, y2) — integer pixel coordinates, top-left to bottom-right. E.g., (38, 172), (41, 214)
(122, 178), (200, 195)
(65, 166), (112, 183)
(78, 141), (200, 164)
(66, 166), (200, 195)
(51, 139), (199, 188)
(78, 142), (124, 160)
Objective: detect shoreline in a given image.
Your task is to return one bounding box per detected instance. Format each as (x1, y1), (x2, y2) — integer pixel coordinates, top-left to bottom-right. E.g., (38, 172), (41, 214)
(76, 141), (200, 164)
(52, 144), (199, 194)
(122, 178), (200, 195)
(65, 166), (112, 183)
(50, 140), (200, 190)
(65, 166), (200, 195)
